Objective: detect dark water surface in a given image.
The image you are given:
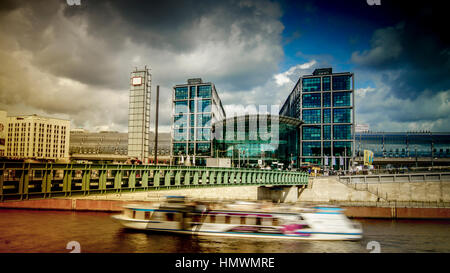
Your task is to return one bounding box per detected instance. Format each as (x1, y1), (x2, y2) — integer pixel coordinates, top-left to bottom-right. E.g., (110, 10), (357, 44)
(0, 209), (449, 253)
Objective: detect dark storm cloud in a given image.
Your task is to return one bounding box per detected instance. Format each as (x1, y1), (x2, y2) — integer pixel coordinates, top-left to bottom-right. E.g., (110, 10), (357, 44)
(351, 2), (450, 99)
(0, 0), (284, 131)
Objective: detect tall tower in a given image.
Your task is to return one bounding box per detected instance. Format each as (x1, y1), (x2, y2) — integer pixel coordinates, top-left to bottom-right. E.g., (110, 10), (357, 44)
(128, 66), (151, 163)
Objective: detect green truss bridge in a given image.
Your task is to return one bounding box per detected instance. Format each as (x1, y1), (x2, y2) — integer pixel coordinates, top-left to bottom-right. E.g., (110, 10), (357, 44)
(0, 162), (309, 201)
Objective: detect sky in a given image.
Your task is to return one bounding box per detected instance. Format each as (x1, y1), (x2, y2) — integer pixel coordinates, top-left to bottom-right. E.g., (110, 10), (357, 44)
(0, 0), (448, 133)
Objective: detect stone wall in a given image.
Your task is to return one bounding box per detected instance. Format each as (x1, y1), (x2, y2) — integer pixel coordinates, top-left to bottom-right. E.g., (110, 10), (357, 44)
(298, 176), (450, 203)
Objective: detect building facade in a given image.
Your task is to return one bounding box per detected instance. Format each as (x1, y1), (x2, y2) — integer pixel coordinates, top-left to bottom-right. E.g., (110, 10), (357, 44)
(213, 114), (302, 168)
(70, 129), (170, 159)
(4, 113), (70, 161)
(128, 66), (151, 163)
(355, 132), (450, 159)
(0, 111), (7, 157)
(172, 78), (226, 166)
(280, 68), (354, 169)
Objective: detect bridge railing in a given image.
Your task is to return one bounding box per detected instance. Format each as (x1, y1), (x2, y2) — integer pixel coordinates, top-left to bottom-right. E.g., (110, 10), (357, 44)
(339, 172), (450, 184)
(0, 162), (309, 201)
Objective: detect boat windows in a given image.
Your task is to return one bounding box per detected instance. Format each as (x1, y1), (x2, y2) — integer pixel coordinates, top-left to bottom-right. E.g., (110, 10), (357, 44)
(240, 216), (246, 225)
(256, 217), (262, 226)
(166, 213), (175, 221)
(132, 210), (136, 219)
(144, 211), (151, 220)
(192, 214), (201, 223)
(272, 218), (279, 226)
(225, 215), (231, 224)
(209, 215), (216, 223)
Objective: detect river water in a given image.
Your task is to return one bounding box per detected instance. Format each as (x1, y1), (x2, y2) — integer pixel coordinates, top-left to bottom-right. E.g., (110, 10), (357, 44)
(0, 209), (449, 253)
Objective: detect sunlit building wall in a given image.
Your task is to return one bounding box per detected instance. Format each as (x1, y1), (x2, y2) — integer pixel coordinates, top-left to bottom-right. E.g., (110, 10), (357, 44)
(128, 66), (151, 163)
(5, 113), (70, 160)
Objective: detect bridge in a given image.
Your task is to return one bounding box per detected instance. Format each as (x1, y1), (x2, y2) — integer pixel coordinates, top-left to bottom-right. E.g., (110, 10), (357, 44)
(0, 162), (309, 201)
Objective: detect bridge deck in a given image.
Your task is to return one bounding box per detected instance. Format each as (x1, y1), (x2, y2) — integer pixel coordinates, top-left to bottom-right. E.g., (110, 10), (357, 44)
(0, 162), (309, 201)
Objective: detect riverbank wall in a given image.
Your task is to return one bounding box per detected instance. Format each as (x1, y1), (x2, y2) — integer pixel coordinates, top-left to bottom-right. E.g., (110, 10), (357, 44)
(1, 175), (449, 219)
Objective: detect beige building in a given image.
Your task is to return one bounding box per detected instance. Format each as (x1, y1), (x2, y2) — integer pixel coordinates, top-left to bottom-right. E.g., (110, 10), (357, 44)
(4, 112), (70, 161)
(0, 111), (6, 157)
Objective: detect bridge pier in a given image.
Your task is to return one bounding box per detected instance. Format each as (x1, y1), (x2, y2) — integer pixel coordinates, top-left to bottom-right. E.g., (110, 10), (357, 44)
(257, 185), (303, 203)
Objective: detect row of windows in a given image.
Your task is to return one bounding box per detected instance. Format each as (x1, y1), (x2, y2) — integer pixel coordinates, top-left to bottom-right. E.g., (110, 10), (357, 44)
(173, 142), (211, 156)
(302, 125), (352, 140)
(302, 92), (352, 108)
(302, 109), (352, 124)
(174, 99), (212, 113)
(302, 75), (352, 92)
(174, 114), (212, 128)
(174, 85), (212, 100)
(173, 128), (211, 141)
(302, 141), (352, 156)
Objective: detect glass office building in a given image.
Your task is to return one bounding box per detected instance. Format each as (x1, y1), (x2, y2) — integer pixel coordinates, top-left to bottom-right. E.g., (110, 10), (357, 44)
(355, 132), (450, 159)
(280, 68), (354, 169)
(128, 67), (151, 163)
(172, 78), (226, 165)
(213, 114), (302, 168)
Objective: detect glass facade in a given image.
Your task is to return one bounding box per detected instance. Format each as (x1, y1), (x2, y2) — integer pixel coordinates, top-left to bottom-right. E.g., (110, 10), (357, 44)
(302, 77), (321, 92)
(213, 114), (301, 168)
(323, 92), (331, 107)
(356, 132), (450, 160)
(332, 75), (352, 91)
(302, 126), (321, 140)
(333, 92), (351, 107)
(172, 79), (226, 165)
(302, 109), (321, 124)
(302, 93), (321, 108)
(333, 108), (352, 123)
(128, 67), (151, 162)
(279, 68), (354, 169)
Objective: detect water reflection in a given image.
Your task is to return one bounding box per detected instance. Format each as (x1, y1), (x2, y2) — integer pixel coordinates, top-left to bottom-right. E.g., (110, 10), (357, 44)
(0, 209), (449, 253)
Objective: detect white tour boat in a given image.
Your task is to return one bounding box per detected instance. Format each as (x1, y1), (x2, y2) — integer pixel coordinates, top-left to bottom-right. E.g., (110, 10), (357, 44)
(111, 197), (363, 241)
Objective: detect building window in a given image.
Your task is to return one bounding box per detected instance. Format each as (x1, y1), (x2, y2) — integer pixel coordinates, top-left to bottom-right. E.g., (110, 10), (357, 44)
(332, 75), (352, 90)
(189, 100), (195, 113)
(174, 128), (188, 141)
(323, 92), (331, 107)
(323, 109), (331, 123)
(198, 85), (211, 98)
(323, 141), (331, 156)
(302, 93), (321, 108)
(333, 92), (351, 107)
(175, 87), (189, 100)
(302, 142), (321, 156)
(197, 99), (211, 112)
(173, 143), (187, 155)
(302, 109), (321, 124)
(302, 126), (321, 140)
(333, 125), (352, 140)
(196, 128), (211, 141)
(196, 143), (211, 156)
(174, 114), (188, 128)
(189, 86), (196, 98)
(174, 101), (188, 114)
(323, 125), (331, 140)
(323, 76), (331, 91)
(302, 77), (321, 92)
(333, 141), (351, 156)
(197, 114), (212, 127)
(333, 108), (352, 123)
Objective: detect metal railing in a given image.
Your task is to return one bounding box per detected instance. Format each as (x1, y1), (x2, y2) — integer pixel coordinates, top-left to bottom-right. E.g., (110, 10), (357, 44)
(0, 162), (309, 201)
(339, 173), (450, 184)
